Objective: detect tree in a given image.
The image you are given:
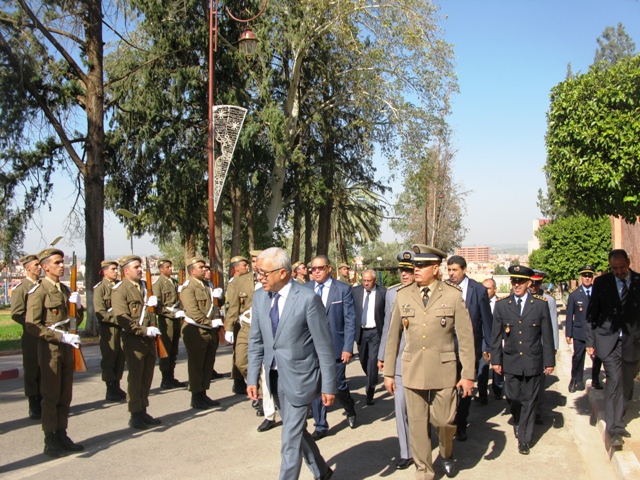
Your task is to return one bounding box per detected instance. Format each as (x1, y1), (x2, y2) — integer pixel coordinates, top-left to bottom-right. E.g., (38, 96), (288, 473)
(545, 54), (640, 221)
(1, 0), (106, 334)
(594, 23), (636, 65)
(528, 215), (611, 283)
(493, 265), (508, 275)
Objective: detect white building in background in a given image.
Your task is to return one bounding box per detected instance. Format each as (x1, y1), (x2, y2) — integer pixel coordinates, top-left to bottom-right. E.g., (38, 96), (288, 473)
(528, 218), (551, 254)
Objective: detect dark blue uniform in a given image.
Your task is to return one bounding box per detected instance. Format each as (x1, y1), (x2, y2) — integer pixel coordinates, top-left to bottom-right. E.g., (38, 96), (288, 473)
(566, 285), (602, 387)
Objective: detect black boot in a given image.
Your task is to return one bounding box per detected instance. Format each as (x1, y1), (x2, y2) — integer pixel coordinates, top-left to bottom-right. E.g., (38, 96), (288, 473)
(171, 377), (187, 388)
(55, 429), (84, 452)
(160, 374), (174, 389)
(129, 412), (148, 430)
(191, 392), (210, 410)
(44, 432), (68, 458)
(115, 381), (127, 399)
(28, 395), (41, 420)
(141, 408), (162, 425)
(203, 393), (220, 407)
(105, 381), (124, 402)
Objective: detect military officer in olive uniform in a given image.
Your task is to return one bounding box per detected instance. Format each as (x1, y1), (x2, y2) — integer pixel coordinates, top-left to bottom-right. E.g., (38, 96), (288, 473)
(338, 263), (350, 284)
(94, 259), (126, 402)
(11, 254), (42, 419)
(153, 258), (187, 389)
(180, 256), (223, 409)
(25, 248), (84, 458)
(384, 245), (475, 479)
(111, 255), (162, 430)
(491, 265), (555, 455)
(224, 255), (254, 386)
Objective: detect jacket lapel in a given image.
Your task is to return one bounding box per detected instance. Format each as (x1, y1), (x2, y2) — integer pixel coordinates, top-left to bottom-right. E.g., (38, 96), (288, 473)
(425, 281), (443, 312)
(274, 282), (297, 344)
(324, 281), (338, 313)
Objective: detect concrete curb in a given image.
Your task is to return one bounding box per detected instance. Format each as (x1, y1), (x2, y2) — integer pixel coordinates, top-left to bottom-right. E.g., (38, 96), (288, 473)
(588, 384), (640, 480)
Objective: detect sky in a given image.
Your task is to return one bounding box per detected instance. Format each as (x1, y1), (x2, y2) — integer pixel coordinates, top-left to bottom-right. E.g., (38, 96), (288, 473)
(21, 0), (640, 257)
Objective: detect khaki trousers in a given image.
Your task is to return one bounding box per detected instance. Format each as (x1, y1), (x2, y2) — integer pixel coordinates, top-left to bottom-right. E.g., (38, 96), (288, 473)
(182, 324), (219, 393)
(122, 333), (156, 413)
(404, 386), (457, 480)
(38, 341), (74, 433)
(22, 330), (40, 396)
(99, 323), (125, 382)
(158, 316), (181, 375)
(234, 322), (250, 380)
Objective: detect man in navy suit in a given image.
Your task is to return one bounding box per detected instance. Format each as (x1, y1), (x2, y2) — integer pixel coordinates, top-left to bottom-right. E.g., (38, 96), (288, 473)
(306, 255), (357, 439)
(586, 249), (640, 448)
(352, 269), (386, 405)
(247, 248), (337, 480)
(447, 255), (492, 441)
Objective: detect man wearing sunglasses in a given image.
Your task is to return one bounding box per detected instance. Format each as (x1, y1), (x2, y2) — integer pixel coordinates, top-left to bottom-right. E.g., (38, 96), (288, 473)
(491, 265), (555, 455)
(306, 255), (358, 439)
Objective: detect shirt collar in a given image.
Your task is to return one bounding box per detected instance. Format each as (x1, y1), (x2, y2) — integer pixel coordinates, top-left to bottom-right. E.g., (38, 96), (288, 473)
(274, 279), (293, 300)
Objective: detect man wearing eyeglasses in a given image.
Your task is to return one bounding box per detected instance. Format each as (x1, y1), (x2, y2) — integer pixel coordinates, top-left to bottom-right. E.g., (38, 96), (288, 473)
(491, 265), (555, 455)
(306, 255), (357, 439)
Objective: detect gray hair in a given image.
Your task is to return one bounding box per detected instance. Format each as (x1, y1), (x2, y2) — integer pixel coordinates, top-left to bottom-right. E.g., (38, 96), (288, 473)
(258, 247), (292, 274)
(483, 277), (497, 289)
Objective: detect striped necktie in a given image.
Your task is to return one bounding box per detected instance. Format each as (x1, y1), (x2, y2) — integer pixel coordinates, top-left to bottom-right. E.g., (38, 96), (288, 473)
(621, 280), (628, 307)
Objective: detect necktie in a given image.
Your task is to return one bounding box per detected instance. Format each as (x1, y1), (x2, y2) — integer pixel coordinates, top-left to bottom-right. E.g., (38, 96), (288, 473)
(361, 290), (371, 327)
(586, 288), (591, 297)
(270, 292), (281, 337)
(621, 280), (628, 307)
(316, 283), (324, 298)
(421, 287), (430, 307)
(516, 297), (522, 316)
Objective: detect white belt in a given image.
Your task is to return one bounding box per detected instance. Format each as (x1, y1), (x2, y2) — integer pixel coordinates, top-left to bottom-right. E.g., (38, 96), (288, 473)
(240, 309), (251, 325)
(48, 319), (70, 329)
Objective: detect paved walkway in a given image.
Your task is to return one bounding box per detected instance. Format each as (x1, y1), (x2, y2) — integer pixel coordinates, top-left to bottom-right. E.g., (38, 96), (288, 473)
(0, 317), (628, 479)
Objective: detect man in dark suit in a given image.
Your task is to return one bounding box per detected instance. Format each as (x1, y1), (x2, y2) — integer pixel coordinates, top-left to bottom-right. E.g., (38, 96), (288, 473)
(446, 255), (493, 441)
(352, 269), (386, 405)
(586, 249), (640, 448)
(566, 265), (601, 392)
(247, 247), (336, 480)
(306, 255), (357, 439)
(491, 265), (555, 455)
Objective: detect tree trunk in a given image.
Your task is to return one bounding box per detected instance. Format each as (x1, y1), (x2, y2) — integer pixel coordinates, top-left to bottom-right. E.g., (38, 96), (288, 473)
(184, 235), (196, 265)
(82, 0), (105, 337)
(291, 190), (301, 262)
(230, 184), (242, 256)
(304, 206), (313, 263)
(246, 204), (254, 251)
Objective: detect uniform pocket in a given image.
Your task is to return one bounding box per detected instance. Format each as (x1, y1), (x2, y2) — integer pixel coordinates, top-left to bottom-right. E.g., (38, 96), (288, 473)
(440, 351), (457, 363)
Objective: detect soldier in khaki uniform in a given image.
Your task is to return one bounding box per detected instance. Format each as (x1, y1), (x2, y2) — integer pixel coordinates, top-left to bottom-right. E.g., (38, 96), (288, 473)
(25, 248), (84, 458)
(11, 254), (42, 419)
(384, 245), (475, 479)
(337, 263), (350, 284)
(292, 261), (305, 284)
(111, 255), (162, 430)
(225, 255), (253, 391)
(180, 256), (223, 409)
(94, 259), (126, 402)
(153, 258), (187, 389)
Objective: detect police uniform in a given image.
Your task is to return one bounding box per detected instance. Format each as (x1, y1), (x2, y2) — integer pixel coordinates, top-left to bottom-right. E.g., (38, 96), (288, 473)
(225, 256), (254, 382)
(10, 254), (41, 419)
(152, 259), (186, 389)
(25, 248), (84, 457)
(180, 256), (221, 409)
(94, 260), (126, 401)
(111, 255), (161, 429)
(491, 265), (555, 454)
(384, 245), (475, 479)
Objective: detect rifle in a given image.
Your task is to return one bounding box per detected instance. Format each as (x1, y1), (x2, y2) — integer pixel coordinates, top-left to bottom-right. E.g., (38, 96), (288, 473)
(69, 252), (87, 372)
(146, 258), (169, 358)
(179, 267), (185, 287)
(212, 270), (227, 346)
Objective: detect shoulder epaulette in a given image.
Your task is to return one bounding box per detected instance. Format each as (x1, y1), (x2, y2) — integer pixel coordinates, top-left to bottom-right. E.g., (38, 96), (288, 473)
(152, 276), (160, 285)
(533, 294), (547, 302)
(397, 282), (413, 292)
(93, 281), (102, 289)
(182, 279), (190, 287)
(28, 284), (40, 294)
(388, 283), (401, 290)
(444, 280), (462, 291)
(497, 296), (511, 302)
(112, 281), (122, 290)
(569, 286), (578, 293)
(12, 281), (23, 291)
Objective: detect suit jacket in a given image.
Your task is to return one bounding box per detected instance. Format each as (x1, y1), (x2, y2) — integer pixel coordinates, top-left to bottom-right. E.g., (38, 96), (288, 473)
(462, 278), (493, 355)
(586, 270), (640, 363)
(383, 280), (475, 390)
(378, 283), (405, 376)
(306, 279), (357, 359)
(566, 286), (590, 341)
(491, 293), (555, 376)
(247, 280), (337, 406)
(352, 284), (387, 344)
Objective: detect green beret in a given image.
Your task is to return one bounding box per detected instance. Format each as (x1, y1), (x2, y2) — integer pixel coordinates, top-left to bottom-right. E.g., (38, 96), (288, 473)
(157, 258), (172, 268)
(20, 254), (38, 266)
(37, 248), (64, 262)
(119, 255), (142, 268)
(101, 260), (119, 269)
(186, 256), (206, 268)
(230, 255), (249, 266)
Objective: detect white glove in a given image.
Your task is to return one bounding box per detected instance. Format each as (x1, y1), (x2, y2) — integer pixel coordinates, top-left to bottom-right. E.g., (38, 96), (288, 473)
(177, 285), (183, 293)
(211, 318), (224, 328)
(225, 331), (234, 344)
(145, 326), (161, 337)
(212, 288), (223, 299)
(146, 295), (158, 307)
(69, 292), (82, 308)
(62, 333), (81, 349)
(175, 310), (186, 319)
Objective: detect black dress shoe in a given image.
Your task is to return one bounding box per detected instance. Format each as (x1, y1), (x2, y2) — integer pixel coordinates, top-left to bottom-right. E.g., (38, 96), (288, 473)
(513, 425), (519, 438)
(576, 381), (585, 391)
(315, 467), (333, 480)
(256, 406), (264, 416)
(257, 419), (276, 432)
(568, 381), (577, 393)
(366, 397), (375, 406)
(473, 395), (488, 405)
(311, 430), (327, 441)
(252, 400), (261, 409)
(396, 458), (414, 470)
(611, 434), (624, 447)
(442, 455), (456, 477)
(212, 370), (224, 380)
(518, 442), (530, 455)
(347, 414), (356, 429)
(592, 381), (604, 390)
(535, 414), (543, 425)
(456, 430), (467, 442)
(621, 429), (632, 438)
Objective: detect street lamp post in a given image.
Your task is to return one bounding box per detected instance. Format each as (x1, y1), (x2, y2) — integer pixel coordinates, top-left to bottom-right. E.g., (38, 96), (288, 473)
(207, 0), (267, 289)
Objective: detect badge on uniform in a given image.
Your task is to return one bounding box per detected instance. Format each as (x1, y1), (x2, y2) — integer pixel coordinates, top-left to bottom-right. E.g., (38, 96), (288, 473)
(505, 324), (511, 334)
(133, 307), (137, 314)
(440, 317), (446, 327)
(578, 301), (583, 312)
(403, 318), (409, 328)
(52, 308), (58, 315)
